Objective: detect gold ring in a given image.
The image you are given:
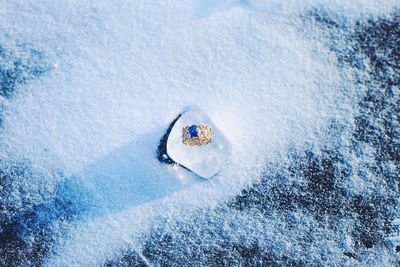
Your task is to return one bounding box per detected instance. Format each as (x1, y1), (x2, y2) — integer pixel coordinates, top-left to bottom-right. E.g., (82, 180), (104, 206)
(182, 124), (212, 146)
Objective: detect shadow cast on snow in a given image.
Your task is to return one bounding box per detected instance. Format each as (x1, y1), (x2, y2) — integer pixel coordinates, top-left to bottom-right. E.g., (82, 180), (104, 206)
(66, 118), (202, 217)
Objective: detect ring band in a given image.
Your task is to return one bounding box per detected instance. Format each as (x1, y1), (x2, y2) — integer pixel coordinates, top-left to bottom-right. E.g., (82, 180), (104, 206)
(182, 124), (212, 146)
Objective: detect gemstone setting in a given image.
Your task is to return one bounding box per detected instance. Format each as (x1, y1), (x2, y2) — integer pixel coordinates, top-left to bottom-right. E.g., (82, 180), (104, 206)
(188, 125), (199, 137)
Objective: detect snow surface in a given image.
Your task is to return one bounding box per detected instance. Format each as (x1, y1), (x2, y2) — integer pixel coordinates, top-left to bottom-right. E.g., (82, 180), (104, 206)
(0, 0), (399, 266)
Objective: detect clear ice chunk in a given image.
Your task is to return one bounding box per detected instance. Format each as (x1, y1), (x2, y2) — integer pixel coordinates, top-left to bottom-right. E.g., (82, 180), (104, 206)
(167, 110), (232, 179)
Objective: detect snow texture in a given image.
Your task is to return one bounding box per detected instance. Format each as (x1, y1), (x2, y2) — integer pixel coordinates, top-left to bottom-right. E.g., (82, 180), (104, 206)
(0, 0), (399, 266)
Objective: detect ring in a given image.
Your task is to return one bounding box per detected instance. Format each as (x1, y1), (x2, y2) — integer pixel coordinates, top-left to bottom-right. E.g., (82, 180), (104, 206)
(182, 124), (212, 146)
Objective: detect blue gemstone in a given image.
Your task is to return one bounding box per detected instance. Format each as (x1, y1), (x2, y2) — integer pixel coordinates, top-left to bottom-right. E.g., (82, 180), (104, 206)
(188, 125), (199, 137)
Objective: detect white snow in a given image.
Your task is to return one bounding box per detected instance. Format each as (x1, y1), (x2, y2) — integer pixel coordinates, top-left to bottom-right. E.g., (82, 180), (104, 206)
(0, 0), (398, 266)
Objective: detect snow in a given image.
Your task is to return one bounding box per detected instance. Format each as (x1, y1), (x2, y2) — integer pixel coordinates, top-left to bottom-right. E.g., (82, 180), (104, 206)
(0, 0), (398, 266)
